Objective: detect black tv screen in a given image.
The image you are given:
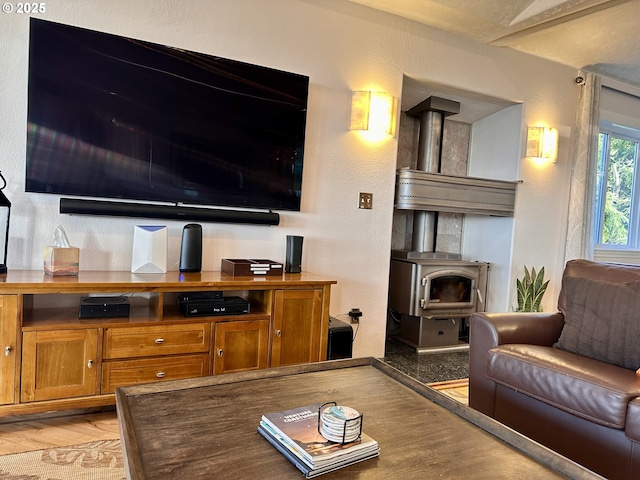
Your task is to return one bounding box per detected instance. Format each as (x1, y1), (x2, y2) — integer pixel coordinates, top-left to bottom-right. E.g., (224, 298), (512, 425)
(25, 18), (308, 212)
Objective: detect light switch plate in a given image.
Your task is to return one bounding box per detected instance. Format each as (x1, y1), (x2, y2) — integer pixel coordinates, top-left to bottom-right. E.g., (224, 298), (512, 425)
(359, 192), (373, 209)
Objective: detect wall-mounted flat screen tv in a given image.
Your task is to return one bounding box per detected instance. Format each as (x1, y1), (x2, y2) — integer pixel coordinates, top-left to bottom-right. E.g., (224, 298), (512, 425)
(25, 18), (308, 212)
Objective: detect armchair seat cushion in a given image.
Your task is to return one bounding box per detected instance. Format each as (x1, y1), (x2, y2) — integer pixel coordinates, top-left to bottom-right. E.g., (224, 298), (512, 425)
(487, 344), (640, 429)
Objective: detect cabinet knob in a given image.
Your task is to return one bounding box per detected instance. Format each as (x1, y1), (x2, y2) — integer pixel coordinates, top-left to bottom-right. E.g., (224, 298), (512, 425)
(155, 338), (165, 344)
(156, 371), (166, 378)
(218, 349), (223, 357)
(4, 346), (11, 357)
(87, 359), (94, 368)
(276, 329), (282, 337)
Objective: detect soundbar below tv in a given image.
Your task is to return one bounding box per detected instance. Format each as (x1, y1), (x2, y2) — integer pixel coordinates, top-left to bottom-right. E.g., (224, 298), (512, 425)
(59, 198), (280, 226)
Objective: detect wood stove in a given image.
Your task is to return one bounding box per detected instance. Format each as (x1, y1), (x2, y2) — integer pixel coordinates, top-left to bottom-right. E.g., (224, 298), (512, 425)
(389, 258), (488, 350)
(388, 95), (507, 351)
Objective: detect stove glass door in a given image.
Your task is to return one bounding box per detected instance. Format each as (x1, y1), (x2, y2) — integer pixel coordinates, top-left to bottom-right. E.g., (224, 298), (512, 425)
(422, 270), (476, 310)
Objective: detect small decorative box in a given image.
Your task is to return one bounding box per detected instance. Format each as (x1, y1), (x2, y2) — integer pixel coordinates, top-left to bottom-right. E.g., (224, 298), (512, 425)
(221, 259), (283, 276)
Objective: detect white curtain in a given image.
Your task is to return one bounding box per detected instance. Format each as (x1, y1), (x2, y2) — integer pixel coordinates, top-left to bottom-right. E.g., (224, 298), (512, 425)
(564, 72), (601, 262)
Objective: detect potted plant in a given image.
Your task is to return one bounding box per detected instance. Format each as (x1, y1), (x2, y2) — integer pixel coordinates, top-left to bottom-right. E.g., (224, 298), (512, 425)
(516, 266), (549, 312)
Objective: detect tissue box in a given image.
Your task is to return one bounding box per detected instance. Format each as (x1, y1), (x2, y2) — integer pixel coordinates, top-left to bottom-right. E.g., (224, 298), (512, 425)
(44, 246), (79, 276)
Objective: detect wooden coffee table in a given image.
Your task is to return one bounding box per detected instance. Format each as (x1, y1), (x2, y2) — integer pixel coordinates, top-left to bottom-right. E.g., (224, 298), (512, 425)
(116, 358), (602, 479)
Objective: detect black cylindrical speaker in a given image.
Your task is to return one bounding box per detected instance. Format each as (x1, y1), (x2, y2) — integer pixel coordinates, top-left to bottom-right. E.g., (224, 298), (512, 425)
(285, 235), (303, 273)
(179, 224), (202, 272)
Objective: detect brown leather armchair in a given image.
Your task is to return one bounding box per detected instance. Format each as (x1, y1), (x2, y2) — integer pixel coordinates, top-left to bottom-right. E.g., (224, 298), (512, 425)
(469, 259), (640, 480)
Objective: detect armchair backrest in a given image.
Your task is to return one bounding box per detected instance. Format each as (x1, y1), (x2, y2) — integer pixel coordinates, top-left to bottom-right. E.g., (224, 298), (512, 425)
(559, 259), (640, 316)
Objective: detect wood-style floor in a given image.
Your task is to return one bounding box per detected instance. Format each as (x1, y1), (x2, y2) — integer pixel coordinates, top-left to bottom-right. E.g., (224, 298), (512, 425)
(0, 408), (120, 455)
(429, 378), (469, 405)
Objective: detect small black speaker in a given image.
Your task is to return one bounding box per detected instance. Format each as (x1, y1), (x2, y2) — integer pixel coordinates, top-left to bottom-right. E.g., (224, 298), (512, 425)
(179, 224), (202, 272)
(285, 235), (303, 273)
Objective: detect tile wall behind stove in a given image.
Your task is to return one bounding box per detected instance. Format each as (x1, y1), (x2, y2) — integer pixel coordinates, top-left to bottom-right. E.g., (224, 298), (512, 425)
(391, 113), (471, 254)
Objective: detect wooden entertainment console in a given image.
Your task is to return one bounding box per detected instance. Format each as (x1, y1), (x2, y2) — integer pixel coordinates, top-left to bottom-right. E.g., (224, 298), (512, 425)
(0, 270), (335, 416)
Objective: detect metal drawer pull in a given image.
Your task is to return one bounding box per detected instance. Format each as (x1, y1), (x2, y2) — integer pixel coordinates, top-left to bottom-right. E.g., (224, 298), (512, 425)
(218, 349), (223, 357)
(87, 360), (94, 368)
(4, 346), (11, 356)
(156, 371), (166, 378)
(154, 338), (165, 344)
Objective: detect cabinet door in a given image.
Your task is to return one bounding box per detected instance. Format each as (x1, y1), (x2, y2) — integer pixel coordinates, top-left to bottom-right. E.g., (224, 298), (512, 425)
(271, 289), (324, 367)
(22, 329), (99, 402)
(0, 295), (18, 405)
(213, 319), (269, 375)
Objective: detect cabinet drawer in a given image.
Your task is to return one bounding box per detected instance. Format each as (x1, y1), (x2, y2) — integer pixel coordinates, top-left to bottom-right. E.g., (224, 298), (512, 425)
(104, 323), (210, 359)
(101, 354), (209, 394)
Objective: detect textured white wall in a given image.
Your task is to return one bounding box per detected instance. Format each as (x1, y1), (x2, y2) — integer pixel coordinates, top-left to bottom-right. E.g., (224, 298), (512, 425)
(465, 105), (523, 313)
(0, 0), (578, 357)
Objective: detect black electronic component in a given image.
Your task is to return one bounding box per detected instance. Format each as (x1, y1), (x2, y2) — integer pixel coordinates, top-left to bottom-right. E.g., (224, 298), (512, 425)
(27, 18), (308, 215)
(178, 296), (250, 317)
(327, 316), (353, 360)
(285, 235), (303, 273)
(179, 224), (203, 273)
(79, 296), (130, 318)
(59, 198), (280, 225)
(178, 291), (223, 303)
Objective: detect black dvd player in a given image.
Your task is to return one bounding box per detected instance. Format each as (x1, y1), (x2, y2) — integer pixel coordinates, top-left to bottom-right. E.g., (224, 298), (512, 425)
(179, 296), (250, 317)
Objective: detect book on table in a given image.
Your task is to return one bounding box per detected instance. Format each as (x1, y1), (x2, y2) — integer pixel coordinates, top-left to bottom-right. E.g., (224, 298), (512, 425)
(258, 402), (379, 478)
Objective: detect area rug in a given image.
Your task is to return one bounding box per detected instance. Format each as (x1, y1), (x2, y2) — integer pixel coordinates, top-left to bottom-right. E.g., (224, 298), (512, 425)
(0, 439), (125, 480)
(428, 378), (469, 405)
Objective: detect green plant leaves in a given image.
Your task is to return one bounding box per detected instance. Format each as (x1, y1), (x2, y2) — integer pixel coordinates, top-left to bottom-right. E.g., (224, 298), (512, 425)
(516, 266), (549, 312)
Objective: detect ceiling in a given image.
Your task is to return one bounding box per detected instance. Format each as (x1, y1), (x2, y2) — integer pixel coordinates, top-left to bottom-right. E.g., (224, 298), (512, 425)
(348, 0), (640, 91)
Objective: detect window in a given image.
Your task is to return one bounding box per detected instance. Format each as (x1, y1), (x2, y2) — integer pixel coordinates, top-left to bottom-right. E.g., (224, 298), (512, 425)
(594, 121), (640, 249)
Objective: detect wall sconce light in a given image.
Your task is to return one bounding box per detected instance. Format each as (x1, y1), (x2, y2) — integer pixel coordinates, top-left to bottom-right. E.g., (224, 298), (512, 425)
(0, 171), (11, 274)
(350, 91), (397, 136)
(526, 126), (558, 162)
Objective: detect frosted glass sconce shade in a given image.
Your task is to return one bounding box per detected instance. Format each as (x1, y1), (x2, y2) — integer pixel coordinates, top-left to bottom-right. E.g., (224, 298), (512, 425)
(526, 126), (558, 162)
(350, 91), (396, 136)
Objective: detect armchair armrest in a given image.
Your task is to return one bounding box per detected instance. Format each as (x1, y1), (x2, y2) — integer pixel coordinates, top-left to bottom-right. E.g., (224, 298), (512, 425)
(468, 311), (565, 416)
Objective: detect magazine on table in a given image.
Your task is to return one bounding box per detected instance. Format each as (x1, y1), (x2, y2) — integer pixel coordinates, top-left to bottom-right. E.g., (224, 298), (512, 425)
(258, 402), (379, 476)
(258, 424), (379, 478)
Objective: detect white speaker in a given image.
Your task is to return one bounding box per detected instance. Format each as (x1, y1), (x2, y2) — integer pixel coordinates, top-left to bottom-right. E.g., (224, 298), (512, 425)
(131, 225), (167, 273)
